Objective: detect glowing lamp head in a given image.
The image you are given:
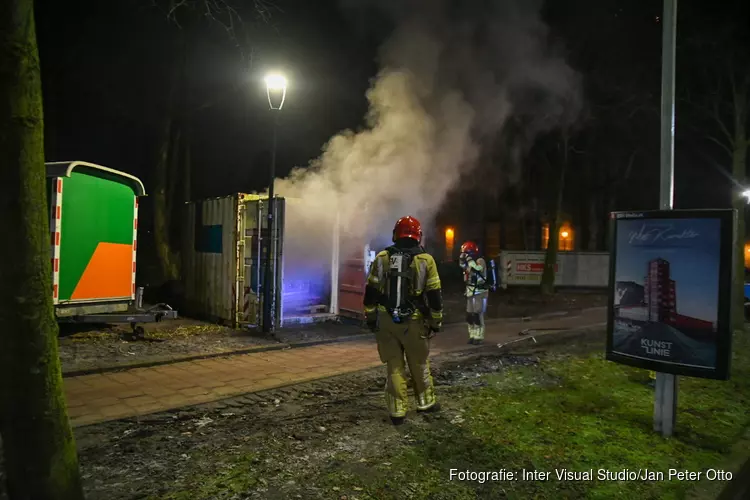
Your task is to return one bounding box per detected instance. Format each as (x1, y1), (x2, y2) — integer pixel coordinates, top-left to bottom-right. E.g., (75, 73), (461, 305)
(561, 231), (569, 238)
(445, 227), (454, 238)
(264, 73), (287, 90)
(264, 72), (287, 110)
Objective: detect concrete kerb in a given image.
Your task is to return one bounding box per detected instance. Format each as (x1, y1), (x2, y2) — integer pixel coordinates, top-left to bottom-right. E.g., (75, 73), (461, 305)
(62, 307), (607, 379)
(71, 321), (609, 429)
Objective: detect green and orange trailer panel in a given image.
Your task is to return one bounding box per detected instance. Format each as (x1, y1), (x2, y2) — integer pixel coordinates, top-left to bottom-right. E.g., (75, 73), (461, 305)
(45, 161), (177, 330)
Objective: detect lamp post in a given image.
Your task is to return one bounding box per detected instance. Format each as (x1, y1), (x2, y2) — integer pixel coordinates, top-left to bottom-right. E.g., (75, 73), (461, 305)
(262, 72), (287, 333)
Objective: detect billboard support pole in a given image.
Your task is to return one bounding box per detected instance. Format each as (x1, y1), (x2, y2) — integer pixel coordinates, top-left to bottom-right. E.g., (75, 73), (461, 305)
(655, 0), (679, 438)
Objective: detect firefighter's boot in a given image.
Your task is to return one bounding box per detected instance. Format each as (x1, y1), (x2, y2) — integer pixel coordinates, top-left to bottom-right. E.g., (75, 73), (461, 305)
(475, 317), (485, 344)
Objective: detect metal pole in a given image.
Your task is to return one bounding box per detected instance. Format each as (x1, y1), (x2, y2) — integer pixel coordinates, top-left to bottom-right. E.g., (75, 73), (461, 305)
(654, 0), (678, 438)
(262, 111), (278, 333)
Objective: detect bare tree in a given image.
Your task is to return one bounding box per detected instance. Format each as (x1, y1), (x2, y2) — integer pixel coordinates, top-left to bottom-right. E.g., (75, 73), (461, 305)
(680, 2), (749, 330)
(0, 0), (84, 497)
(540, 129), (572, 295)
(148, 0), (278, 283)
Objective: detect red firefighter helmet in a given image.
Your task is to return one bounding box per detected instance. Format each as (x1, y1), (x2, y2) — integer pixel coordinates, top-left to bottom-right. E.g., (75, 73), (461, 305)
(460, 241), (479, 257)
(392, 216), (422, 243)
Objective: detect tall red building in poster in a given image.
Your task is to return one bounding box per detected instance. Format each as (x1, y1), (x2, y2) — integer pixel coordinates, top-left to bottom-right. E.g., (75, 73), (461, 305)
(644, 259), (676, 323)
(643, 258), (714, 332)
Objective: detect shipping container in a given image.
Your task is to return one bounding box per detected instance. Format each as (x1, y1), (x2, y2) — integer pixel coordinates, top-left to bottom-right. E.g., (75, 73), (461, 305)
(183, 194), (368, 328)
(498, 250), (609, 288)
(45, 161), (145, 317)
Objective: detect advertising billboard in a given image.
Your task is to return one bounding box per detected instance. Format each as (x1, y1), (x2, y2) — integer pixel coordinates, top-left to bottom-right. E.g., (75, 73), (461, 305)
(606, 210), (736, 380)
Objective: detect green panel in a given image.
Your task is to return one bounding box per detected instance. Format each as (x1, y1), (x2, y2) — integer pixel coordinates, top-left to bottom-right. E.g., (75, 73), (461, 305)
(58, 172), (135, 301)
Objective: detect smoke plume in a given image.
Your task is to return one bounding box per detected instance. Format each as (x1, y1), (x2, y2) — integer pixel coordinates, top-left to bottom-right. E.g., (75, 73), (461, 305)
(274, 0), (582, 266)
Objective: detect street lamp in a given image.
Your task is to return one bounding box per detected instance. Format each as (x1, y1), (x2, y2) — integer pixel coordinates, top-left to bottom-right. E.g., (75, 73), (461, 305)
(262, 72), (287, 333)
(264, 73), (287, 110)
(742, 189), (750, 203)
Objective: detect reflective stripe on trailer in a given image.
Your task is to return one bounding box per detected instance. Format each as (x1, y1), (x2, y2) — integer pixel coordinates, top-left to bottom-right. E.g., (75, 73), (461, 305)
(132, 197), (138, 298)
(51, 178), (63, 303)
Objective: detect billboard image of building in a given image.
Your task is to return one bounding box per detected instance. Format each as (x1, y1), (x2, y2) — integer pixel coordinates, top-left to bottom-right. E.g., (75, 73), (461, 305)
(611, 217), (721, 369)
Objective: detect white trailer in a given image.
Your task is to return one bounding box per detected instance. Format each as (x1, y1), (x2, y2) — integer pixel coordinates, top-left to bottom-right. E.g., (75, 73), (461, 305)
(497, 250), (609, 288)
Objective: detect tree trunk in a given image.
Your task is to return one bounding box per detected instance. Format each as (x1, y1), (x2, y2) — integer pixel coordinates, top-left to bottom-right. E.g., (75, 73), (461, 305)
(540, 135), (569, 295)
(731, 88), (747, 332)
(180, 127), (192, 275)
(153, 108), (180, 283)
(0, 1), (84, 498)
(588, 197), (599, 251)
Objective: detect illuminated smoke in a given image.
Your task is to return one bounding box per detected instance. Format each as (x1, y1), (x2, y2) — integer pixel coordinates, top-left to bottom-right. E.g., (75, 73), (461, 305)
(273, 0), (581, 270)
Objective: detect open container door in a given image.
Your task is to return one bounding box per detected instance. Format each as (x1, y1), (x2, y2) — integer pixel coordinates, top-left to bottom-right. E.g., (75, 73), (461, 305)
(337, 242), (375, 321)
(237, 194), (284, 330)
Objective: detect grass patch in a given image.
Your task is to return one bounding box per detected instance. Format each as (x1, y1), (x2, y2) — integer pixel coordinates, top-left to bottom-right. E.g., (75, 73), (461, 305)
(322, 333), (750, 500)
(153, 453), (263, 500)
(152, 330), (750, 500)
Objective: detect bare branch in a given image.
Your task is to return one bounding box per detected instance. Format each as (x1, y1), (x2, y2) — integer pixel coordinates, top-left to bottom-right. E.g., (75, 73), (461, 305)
(167, 0), (189, 27)
(710, 92), (735, 147)
(706, 134), (735, 157)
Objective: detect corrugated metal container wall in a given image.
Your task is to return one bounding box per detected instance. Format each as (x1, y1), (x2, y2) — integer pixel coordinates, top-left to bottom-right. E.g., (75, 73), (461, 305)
(183, 195), (241, 324)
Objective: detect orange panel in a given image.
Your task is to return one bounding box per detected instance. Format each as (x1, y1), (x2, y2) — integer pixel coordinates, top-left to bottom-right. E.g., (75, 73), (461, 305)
(71, 243), (133, 300)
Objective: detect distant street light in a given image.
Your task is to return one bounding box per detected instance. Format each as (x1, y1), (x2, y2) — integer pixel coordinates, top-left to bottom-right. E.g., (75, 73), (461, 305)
(262, 72), (287, 334)
(742, 189), (750, 203)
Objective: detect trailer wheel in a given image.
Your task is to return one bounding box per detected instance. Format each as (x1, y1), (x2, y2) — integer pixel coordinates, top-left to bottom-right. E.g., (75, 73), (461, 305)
(132, 326), (146, 340)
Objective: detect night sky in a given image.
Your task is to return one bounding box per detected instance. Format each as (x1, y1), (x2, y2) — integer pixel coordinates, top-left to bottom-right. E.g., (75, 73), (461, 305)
(34, 0), (749, 229)
(36, 0), (379, 198)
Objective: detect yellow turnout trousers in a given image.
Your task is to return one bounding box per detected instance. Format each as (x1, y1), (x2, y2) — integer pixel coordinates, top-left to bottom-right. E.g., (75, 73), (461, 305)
(466, 291), (488, 341)
(375, 314), (437, 418)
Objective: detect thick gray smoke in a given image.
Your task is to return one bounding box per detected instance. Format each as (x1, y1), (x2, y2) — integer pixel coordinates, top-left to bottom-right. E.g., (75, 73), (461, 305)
(275, 0), (582, 268)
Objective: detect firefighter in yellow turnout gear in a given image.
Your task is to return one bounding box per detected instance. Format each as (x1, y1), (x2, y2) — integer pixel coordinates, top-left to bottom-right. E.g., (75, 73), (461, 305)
(459, 241), (490, 344)
(363, 216), (443, 425)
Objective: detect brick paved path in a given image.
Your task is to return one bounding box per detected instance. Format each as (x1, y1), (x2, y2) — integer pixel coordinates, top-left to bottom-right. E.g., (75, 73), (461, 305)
(64, 309), (605, 427)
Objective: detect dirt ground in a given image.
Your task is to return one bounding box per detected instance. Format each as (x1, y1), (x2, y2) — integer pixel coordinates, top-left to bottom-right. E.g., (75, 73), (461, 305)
(39, 334), (576, 500)
(3, 326), (745, 500)
(57, 288), (605, 376)
(58, 320), (366, 375)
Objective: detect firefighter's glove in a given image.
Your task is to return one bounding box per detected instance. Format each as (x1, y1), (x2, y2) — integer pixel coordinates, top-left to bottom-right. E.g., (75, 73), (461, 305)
(422, 321), (440, 339)
(423, 310), (442, 338)
(366, 317), (378, 333)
